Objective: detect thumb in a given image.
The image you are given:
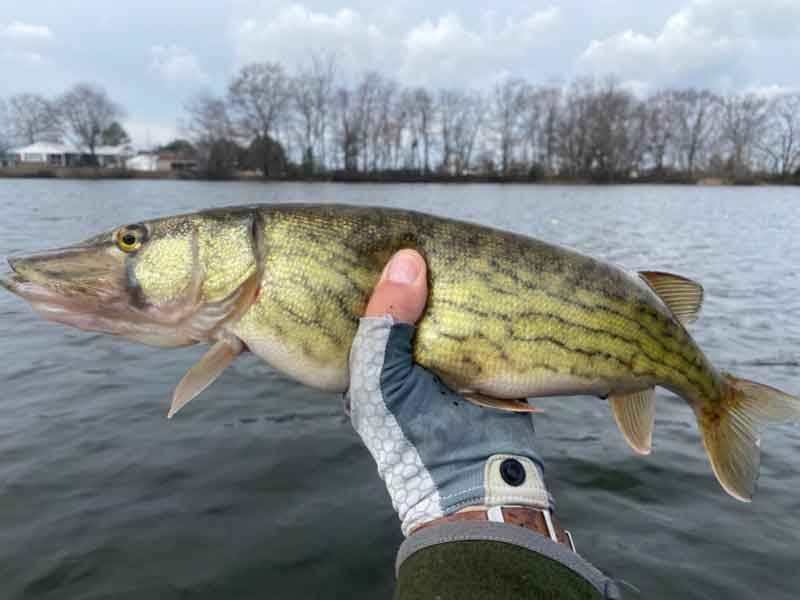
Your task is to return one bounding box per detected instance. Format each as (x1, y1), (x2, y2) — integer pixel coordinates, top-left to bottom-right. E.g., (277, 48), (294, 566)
(365, 249), (428, 323)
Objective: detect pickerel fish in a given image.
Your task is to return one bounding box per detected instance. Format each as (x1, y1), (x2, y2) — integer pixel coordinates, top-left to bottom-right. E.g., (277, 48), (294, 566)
(2, 204), (798, 501)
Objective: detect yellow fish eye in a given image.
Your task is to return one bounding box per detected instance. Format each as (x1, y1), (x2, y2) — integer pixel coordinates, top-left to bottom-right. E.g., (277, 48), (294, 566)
(117, 225), (146, 253)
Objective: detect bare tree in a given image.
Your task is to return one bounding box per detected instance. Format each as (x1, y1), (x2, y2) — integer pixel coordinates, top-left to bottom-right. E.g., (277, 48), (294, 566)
(7, 93), (62, 145)
(720, 93), (769, 177)
(587, 80), (647, 179)
(517, 85), (561, 174)
(228, 62), (291, 176)
(554, 78), (648, 180)
(182, 92), (238, 177)
(759, 93), (800, 178)
(556, 78), (595, 177)
(385, 87), (411, 170)
(291, 53), (336, 173)
(183, 93), (234, 150)
(338, 71), (400, 172)
(491, 78), (527, 174)
(350, 71), (390, 172)
(517, 85), (542, 169)
(0, 98), (10, 155)
(645, 90), (678, 174)
(438, 89), (485, 175)
(405, 87), (435, 173)
(332, 86), (361, 172)
(291, 71), (317, 171)
(58, 84), (123, 164)
(666, 89), (721, 177)
(532, 87), (562, 174)
(372, 77), (399, 171)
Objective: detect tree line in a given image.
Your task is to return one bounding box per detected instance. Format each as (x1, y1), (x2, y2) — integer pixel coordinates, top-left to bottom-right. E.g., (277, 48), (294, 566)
(0, 83), (130, 165)
(184, 58), (800, 182)
(3, 59), (799, 183)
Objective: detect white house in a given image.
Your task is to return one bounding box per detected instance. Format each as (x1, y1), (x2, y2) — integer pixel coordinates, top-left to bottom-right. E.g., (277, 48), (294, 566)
(126, 152), (198, 172)
(125, 153), (159, 171)
(9, 142), (135, 168)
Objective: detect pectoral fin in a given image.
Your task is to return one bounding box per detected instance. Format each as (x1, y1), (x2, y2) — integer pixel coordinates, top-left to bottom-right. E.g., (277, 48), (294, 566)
(609, 388), (656, 454)
(168, 337), (244, 418)
(638, 271), (704, 325)
(461, 392), (544, 413)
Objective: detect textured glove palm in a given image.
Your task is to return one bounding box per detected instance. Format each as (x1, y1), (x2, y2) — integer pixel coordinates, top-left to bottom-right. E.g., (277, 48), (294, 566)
(348, 315), (551, 535)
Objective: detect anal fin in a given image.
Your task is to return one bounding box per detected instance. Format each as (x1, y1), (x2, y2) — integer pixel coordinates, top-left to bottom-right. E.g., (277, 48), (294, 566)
(461, 392), (544, 413)
(609, 388), (656, 454)
(168, 337), (244, 418)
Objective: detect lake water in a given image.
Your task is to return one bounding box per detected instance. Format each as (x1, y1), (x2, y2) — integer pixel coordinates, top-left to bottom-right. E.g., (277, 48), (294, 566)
(0, 179), (799, 599)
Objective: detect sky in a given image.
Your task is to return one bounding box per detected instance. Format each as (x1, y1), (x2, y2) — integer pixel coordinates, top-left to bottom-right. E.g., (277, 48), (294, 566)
(1, 0), (799, 147)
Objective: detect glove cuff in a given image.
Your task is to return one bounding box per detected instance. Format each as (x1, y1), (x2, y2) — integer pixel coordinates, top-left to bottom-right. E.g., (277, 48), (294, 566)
(396, 521), (621, 599)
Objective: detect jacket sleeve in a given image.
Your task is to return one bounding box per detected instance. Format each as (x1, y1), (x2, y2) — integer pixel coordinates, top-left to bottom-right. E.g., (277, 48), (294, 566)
(394, 522), (620, 600)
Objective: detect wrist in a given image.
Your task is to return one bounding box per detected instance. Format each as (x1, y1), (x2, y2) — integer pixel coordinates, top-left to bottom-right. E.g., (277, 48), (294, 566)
(411, 505), (575, 553)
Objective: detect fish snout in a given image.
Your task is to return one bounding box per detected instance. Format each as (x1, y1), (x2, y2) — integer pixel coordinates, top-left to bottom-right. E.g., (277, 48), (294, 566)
(6, 252), (49, 280)
(4, 243), (127, 297)
(7, 249), (56, 275)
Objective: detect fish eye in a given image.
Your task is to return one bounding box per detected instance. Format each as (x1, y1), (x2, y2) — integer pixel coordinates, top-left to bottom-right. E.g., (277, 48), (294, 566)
(116, 225), (147, 253)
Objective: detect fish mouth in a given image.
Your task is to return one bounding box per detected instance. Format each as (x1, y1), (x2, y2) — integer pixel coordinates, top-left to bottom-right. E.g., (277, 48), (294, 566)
(2, 253), (100, 305)
(1, 247), (142, 336)
(1, 259), (53, 301)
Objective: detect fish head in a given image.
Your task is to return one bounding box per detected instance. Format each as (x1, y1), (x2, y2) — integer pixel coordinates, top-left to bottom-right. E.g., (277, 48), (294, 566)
(1, 210), (263, 348)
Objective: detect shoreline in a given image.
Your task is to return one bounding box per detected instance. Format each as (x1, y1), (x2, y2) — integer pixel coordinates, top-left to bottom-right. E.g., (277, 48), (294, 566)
(0, 167), (796, 186)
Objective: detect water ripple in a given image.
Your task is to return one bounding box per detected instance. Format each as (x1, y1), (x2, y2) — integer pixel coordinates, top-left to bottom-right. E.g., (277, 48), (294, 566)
(1, 181), (799, 599)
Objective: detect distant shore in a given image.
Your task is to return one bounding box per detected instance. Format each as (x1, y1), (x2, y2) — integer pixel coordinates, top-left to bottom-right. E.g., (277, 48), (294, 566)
(1, 166), (797, 186)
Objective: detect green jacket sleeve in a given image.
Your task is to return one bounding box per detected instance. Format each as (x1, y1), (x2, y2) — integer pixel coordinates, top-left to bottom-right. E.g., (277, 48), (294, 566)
(394, 522), (620, 600)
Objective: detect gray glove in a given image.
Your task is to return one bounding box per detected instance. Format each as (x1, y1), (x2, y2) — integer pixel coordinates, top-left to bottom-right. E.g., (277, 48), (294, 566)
(348, 315), (551, 536)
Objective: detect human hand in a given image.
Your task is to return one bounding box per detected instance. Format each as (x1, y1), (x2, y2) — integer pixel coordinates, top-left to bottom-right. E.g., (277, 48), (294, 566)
(347, 250), (554, 536)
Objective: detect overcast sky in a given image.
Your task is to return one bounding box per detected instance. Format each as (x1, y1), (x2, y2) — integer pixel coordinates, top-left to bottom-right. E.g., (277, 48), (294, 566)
(1, 0), (798, 147)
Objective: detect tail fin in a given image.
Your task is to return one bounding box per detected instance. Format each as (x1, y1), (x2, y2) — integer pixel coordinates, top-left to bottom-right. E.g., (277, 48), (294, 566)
(697, 374), (800, 502)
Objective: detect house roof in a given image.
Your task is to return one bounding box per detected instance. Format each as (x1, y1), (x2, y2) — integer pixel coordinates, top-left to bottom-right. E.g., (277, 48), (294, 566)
(11, 142), (135, 156)
(12, 142), (74, 155)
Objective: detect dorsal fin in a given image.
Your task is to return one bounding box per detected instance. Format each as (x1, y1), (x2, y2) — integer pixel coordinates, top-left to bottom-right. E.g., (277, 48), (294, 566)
(638, 271), (703, 325)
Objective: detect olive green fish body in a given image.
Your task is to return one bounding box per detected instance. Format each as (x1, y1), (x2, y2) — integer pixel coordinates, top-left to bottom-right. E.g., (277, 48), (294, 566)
(228, 205), (721, 409)
(3, 203), (798, 502)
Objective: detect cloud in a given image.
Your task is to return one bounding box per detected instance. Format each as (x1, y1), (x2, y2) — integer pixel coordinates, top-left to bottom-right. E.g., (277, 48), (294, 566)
(744, 83), (800, 99)
(123, 119), (179, 149)
(579, 9), (739, 86)
(578, 0), (800, 90)
(514, 5), (561, 34)
(0, 21), (53, 40)
(687, 0), (800, 39)
(0, 50), (48, 65)
(403, 14), (483, 69)
(149, 45), (208, 83)
(400, 7), (561, 85)
(234, 4), (389, 74)
(618, 79), (652, 98)
(232, 3), (563, 87)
